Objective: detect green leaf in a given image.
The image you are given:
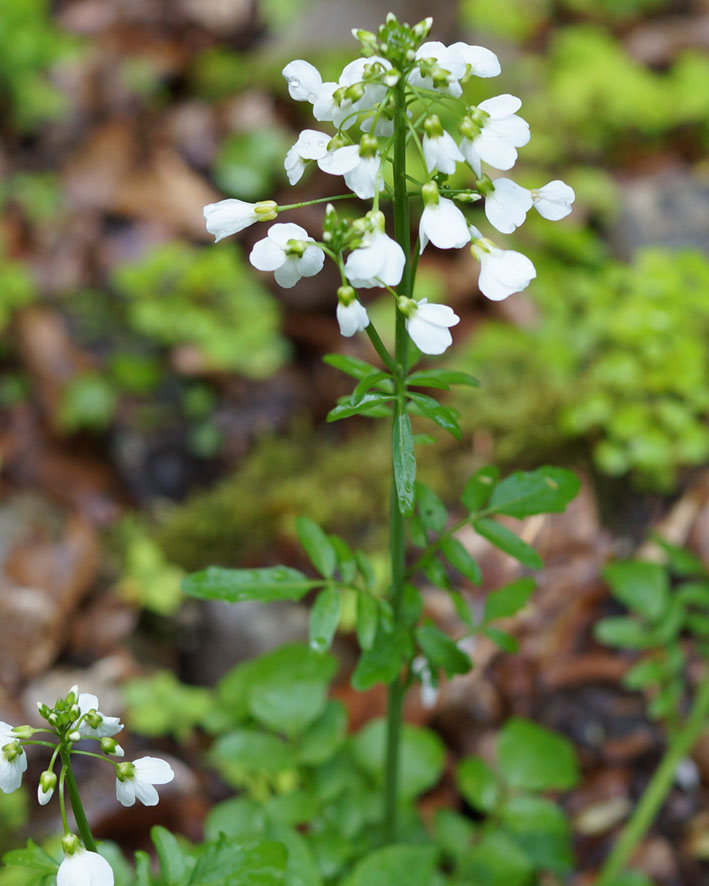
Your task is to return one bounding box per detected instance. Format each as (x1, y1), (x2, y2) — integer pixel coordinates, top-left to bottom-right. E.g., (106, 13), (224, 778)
(473, 519), (543, 569)
(401, 582), (424, 627)
(393, 410), (416, 516)
(408, 514), (428, 547)
(189, 838), (287, 886)
(457, 831), (533, 886)
(264, 824), (321, 886)
(346, 845), (437, 886)
(482, 625), (519, 652)
(440, 537), (482, 584)
(457, 756), (500, 813)
(327, 392), (393, 422)
(135, 851), (152, 886)
(182, 566), (315, 603)
(209, 730), (295, 785)
(330, 535), (357, 582)
(356, 592), (379, 650)
(461, 466), (499, 513)
(501, 795), (574, 874)
(483, 578), (536, 624)
(355, 550), (376, 589)
(433, 809), (476, 862)
(652, 535), (707, 577)
(152, 826), (189, 886)
(309, 587), (341, 652)
(351, 719), (445, 799)
(352, 371), (392, 404)
(2, 840), (58, 875)
(448, 589), (474, 628)
(204, 797), (266, 842)
(407, 368), (479, 389)
(623, 656), (664, 690)
(299, 699), (347, 766)
(416, 622), (472, 678)
(416, 482), (447, 533)
(296, 516), (337, 579)
(595, 616), (655, 649)
(488, 467), (580, 518)
(322, 353), (379, 380)
(351, 624), (413, 691)
(677, 580), (709, 607)
(423, 554), (451, 590)
(606, 872), (653, 886)
(498, 718), (579, 791)
(603, 561), (669, 622)
(407, 391), (462, 439)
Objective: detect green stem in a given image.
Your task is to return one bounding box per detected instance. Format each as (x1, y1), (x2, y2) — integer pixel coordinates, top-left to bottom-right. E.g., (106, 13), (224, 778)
(598, 674), (709, 884)
(59, 747), (97, 851)
(383, 75), (413, 845)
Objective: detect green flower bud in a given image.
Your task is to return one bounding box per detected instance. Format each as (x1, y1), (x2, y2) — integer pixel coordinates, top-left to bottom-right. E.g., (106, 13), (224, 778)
(285, 239), (308, 258)
(358, 134), (379, 158)
(337, 285), (356, 306)
(424, 115), (444, 139)
(344, 83), (364, 103)
(412, 17), (433, 40)
(61, 833), (81, 856)
(67, 730), (81, 743)
(116, 761), (136, 782)
(254, 200), (278, 221)
(11, 725), (35, 739)
(421, 180), (440, 207)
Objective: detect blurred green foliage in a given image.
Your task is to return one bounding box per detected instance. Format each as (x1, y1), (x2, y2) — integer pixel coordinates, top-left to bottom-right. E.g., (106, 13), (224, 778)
(214, 128), (292, 201)
(0, 251), (35, 334)
(0, 0), (78, 131)
(114, 518), (186, 615)
(123, 670), (212, 741)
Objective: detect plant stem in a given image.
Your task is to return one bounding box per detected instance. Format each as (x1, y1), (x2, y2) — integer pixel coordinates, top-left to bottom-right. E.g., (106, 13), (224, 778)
(60, 747), (97, 851)
(383, 76), (413, 844)
(597, 673), (709, 884)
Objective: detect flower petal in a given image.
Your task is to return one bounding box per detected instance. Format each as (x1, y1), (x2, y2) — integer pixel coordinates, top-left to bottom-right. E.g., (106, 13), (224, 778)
(533, 180), (575, 220)
(203, 199), (257, 242)
(318, 145), (360, 176)
(249, 237), (285, 272)
(452, 43), (501, 78)
(115, 778), (135, 807)
(274, 259), (303, 288)
(282, 60), (322, 103)
(296, 245), (325, 278)
(133, 757), (175, 785)
(478, 93), (522, 118)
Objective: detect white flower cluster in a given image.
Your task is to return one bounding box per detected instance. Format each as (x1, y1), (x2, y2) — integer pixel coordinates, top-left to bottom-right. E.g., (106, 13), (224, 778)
(203, 15), (574, 356)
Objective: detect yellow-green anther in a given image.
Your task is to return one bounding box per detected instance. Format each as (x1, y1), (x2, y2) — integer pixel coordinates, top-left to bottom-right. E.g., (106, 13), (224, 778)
(254, 200), (278, 220)
(424, 115), (444, 139)
(421, 180), (440, 207)
(358, 134), (379, 157)
(337, 285), (356, 306)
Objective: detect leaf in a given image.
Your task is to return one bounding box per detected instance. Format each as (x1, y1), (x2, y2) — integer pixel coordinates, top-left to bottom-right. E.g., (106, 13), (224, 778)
(327, 392), (393, 422)
(355, 550), (376, 590)
(416, 482), (447, 533)
(393, 409), (416, 516)
(309, 587), (341, 653)
(351, 720), (445, 799)
(440, 537), (482, 584)
(416, 622), (472, 678)
(423, 554), (451, 590)
(462, 466), (500, 513)
(356, 592), (379, 650)
(488, 467), (580, 518)
(408, 515), (428, 548)
(209, 730), (295, 785)
(182, 566), (316, 603)
(457, 756), (500, 813)
(299, 700), (347, 766)
(352, 371), (392, 404)
(322, 353), (379, 380)
(448, 589), (474, 629)
(2, 840), (58, 874)
(501, 795), (574, 874)
(595, 616), (656, 649)
(498, 718), (578, 791)
(189, 839), (287, 886)
(330, 535), (356, 582)
(407, 391), (462, 439)
(603, 561), (669, 622)
(651, 535), (707, 577)
(482, 625), (519, 653)
(434, 808), (476, 862)
(482, 578), (536, 624)
(296, 516), (337, 578)
(457, 831), (532, 886)
(351, 625), (413, 691)
(346, 846), (437, 886)
(407, 368), (480, 389)
(473, 519), (543, 569)
(677, 580), (709, 607)
(152, 826), (189, 886)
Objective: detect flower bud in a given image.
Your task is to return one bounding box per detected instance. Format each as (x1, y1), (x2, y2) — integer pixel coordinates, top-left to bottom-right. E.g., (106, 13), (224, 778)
(424, 114), (444, 139)
(412, 17), (433, 40)
(61, 833), (81, 856)
(344, 83), (364, 103)
(100, 737), (123, 756)
(397, 296), (417, 316)
(337, 285), (356, 306)
(382, 70), (400, 87)
(11, 725), (35, 739)
(116, 761), (136, 782)
(37, 771), (56, 806)
(67, 730), (82, 743)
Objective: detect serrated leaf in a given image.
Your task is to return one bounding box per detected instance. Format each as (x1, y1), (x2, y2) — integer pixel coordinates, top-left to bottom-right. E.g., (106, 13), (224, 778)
(356, 592), (378, 650)
(152, 826), (189, 886)
(440, 537), (482, 584)
(603, 561), (669, 622)
(352, 371), (392, 404)
(498, 718), (578, 791)
(309, 587), (341, 652)
(296, 516), (337, 579)
(416, 482), (447, 532)
(407, 368), (480, 389)
(182, 566), (316, 603)
(462, 466), (500, 513)
(189, 839), (287, 886)
(393, 409), (416, 516)
(473, 519), (543, 569)
(327, 392), (393, 422)
(407, 391), (462, 439)
(322, 353), (379, 380)
(488, 467), (580, 518)
(416, 622), (472, 678)
(483, 578), (536, 624)
(457, 756), (500, 812)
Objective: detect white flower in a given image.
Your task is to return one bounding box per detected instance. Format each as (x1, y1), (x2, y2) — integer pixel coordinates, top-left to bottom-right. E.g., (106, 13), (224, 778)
(419, 183), (471, 254)
(58, 847), (114, 886)
(115, 756), (174, 807)
(337, 300), (370, 337)
(483, 178), (533, 234)
(470, 226), (537, 301)
(412, 656), (439, 709)
(282, 59), (323, 103)
(460, 94), (530, 177)
(250, 222), (325, 288)
(318, 143), (383, 200)
(203, 199), (277, 242)
(313, 57), (390, 130)
(409, 41), (467, 97)
(422, 116), (464, 175)
(77, 694), (123, 739)
(0, 723), (27, 793)
(284, 130), (330, 185)
(345, 227), (405, 289)
(531, 180), (575, 220)
(450, 42), (501, 79)
(404, 298), (460, 355)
